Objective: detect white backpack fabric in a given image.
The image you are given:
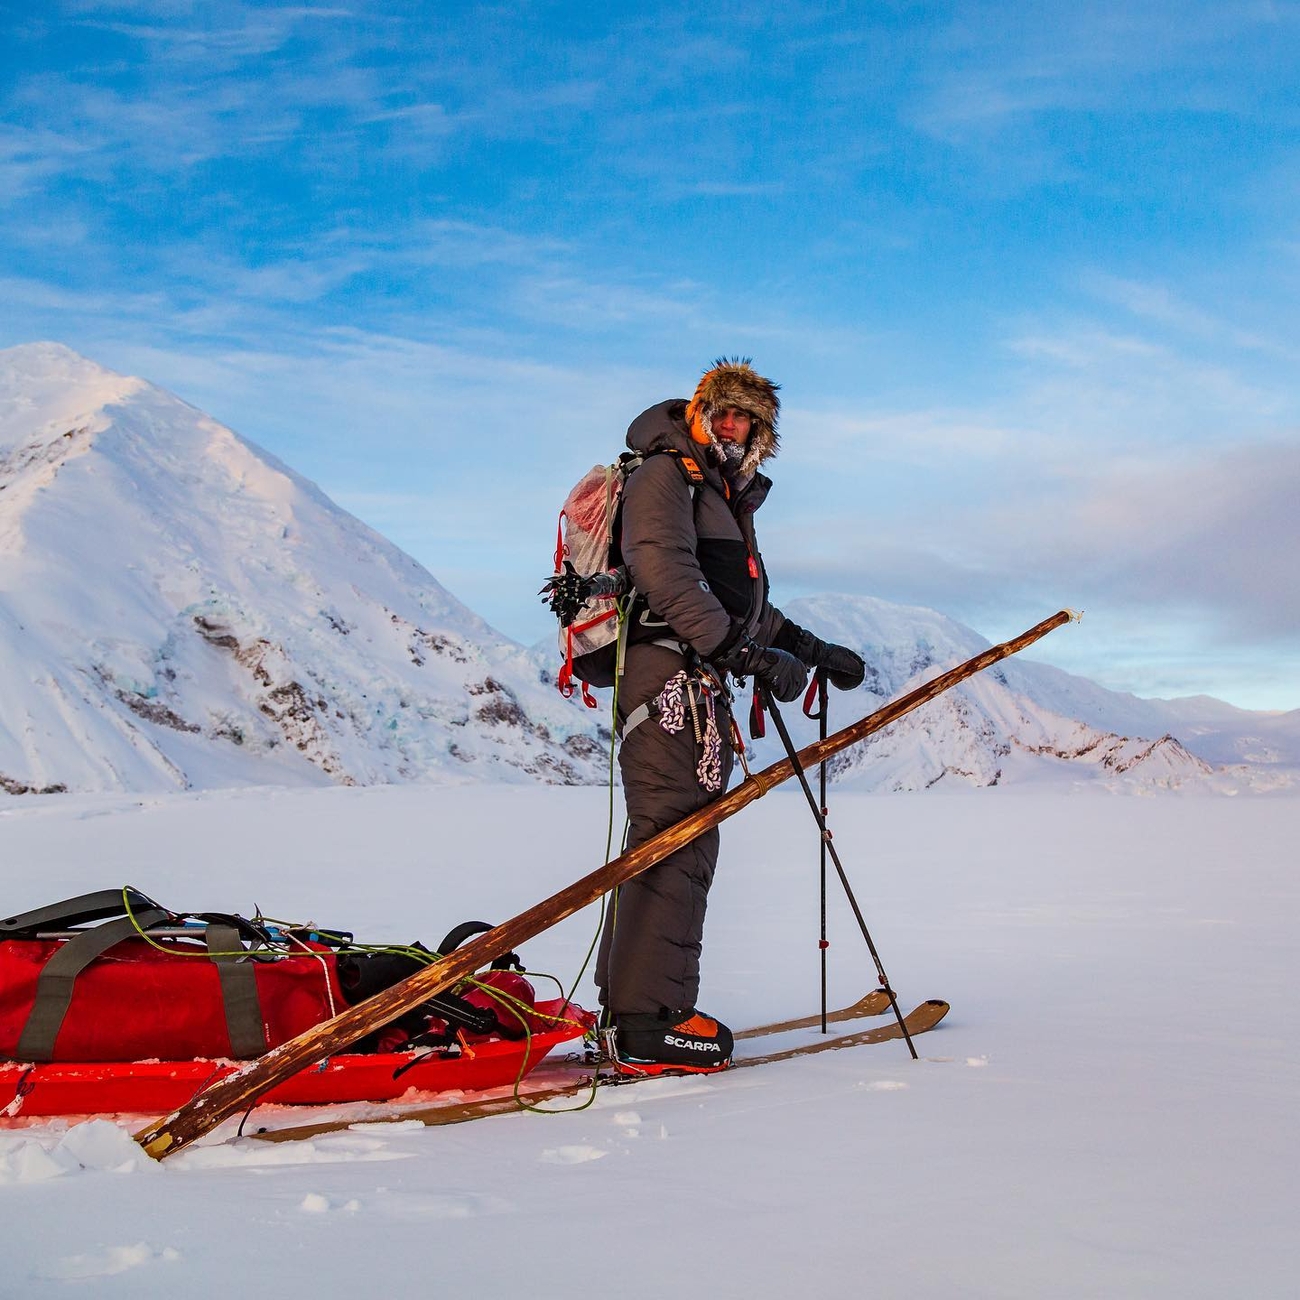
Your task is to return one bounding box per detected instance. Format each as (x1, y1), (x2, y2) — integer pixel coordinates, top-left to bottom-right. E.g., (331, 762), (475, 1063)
(550, 459), (635, 704)
(546, 449), (707, 705)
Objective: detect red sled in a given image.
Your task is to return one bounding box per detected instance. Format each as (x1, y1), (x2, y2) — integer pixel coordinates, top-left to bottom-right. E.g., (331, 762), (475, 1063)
(0, 997), (590, 1117)
(0, 888), (594, 1119)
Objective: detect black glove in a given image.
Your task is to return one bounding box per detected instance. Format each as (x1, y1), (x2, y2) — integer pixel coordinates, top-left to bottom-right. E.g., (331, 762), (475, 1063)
(714, 632), (809, 703)
(785, 626), (867, 692)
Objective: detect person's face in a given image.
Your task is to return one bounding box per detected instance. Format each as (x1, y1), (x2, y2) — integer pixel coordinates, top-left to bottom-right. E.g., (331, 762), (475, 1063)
(713, 407), (752, 444)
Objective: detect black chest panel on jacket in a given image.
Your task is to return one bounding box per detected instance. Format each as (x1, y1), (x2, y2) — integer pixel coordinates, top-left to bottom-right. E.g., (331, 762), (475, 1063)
(695, 538), (754, 619)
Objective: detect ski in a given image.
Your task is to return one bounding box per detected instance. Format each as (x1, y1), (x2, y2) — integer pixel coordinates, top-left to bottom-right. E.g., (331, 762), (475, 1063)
(730, 997), (947, 1070)
(252, 995), (945, 1145)
(733, 987), (893, 1039)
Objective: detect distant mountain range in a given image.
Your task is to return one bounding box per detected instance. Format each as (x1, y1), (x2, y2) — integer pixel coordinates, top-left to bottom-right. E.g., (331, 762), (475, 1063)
(2, 343), (1294, 796)
(744, 596), (1299, 793)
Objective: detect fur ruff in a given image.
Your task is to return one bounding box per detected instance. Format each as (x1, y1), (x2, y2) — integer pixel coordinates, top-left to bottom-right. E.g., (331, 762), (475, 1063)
(685, 357), (780, 477)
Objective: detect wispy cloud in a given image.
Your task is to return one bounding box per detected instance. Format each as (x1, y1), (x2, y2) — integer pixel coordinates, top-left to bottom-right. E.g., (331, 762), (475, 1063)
(0, 275), (169, 317)
(60, 2), (359, 66)
(757, 263), (1300, 707)
(3, 12), (467, 189)
(0, 123), (95, 203)
(768, 431), (1300, 699)
(398, 220), (571, 270)
(1004, 321), (1295, 448)
(782, 408), (1029, 467)
(910, 0), (1299, 142)
(673, 181), (786, 198)
(978, 439), (1300, 627)
(1081, 272), (1299, 359)
(8, 74), (304, 176)
(508, 272), (706, 328)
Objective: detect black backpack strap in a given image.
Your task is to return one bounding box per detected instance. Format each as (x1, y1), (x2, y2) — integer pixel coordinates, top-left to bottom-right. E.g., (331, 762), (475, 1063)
(622, 447), (707, 492)
(0, 887), (159, 938)
(437, 920), (494, 954)
(204, 924), (268, 1059)
(609, 449), (709, 639)
(437, 921), (521, 971)
(14, 907), (170, 1062)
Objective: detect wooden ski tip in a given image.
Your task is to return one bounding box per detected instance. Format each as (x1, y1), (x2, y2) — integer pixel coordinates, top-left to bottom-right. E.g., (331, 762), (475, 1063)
(139, 1129), (174, 1159)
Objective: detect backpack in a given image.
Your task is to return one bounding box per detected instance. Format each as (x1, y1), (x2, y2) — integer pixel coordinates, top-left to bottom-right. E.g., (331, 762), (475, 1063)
(544, 449), (705, 705)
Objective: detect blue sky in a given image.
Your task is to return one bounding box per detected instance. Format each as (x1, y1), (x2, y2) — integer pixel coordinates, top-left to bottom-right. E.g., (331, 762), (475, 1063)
(3, 1), (1299, 709)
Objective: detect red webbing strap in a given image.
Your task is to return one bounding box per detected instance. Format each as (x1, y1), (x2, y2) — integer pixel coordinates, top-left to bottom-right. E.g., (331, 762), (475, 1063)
(556, 613), (617, 707)
(748, 683), (766, 739)
(557, 625), (577, 699)
(803, 670), (825, 719)
(554, 511), (567, 572)
(571, 607), (617, 637)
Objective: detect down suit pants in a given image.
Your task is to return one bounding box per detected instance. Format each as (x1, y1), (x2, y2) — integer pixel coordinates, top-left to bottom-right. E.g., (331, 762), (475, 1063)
(595, 644), (736, 1017)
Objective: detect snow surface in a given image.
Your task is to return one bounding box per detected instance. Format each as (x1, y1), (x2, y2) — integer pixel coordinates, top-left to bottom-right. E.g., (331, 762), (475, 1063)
(1, 783), (1296, 1297)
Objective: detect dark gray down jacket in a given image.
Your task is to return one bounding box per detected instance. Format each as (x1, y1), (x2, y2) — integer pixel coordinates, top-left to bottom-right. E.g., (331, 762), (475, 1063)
(617, 398), (789, 700)
(595, 399), (790, 1018)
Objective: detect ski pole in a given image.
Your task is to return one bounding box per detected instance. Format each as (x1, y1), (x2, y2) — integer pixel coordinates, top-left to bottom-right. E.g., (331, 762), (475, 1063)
(762, 687), (918, 1060)
(802, 672), (830, 1032)
(818, 676), (828, 1032)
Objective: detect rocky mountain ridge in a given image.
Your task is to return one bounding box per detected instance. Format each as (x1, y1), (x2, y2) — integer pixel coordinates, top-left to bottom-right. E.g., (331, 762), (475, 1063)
(755, 595), (1295, 792)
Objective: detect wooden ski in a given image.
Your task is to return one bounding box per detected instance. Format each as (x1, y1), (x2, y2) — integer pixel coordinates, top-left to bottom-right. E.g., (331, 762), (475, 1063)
(252, 993), (937, 1145)
(733, 988), (893, 1039)
(138, 609), (1074, 1159)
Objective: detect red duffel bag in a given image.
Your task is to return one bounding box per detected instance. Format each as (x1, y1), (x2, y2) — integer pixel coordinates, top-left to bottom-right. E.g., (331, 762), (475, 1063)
(0, 888), (347, 1062)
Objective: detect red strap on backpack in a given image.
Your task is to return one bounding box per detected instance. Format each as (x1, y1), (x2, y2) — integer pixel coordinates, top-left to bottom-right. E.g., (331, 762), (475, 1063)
(558, 618), (613, 708)
(554, 512), (567, 572)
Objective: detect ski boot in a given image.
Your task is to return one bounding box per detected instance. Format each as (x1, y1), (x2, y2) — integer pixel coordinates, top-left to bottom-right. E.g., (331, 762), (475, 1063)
(608, 1008), (734, 1078)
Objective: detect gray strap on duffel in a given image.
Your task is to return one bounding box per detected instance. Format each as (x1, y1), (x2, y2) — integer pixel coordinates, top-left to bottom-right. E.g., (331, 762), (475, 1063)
(204, 923), (268, 1058)
(14, 907), (170, 1062)
(0, 888), (157, 937)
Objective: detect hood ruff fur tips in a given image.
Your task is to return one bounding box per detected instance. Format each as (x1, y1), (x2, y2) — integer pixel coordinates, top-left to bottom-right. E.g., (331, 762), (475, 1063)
(685, 358), (780, 477)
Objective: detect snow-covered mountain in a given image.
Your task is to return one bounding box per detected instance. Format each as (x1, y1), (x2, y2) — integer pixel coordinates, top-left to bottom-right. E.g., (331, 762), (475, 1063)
(2, 342), (1292, 799)
(754, 596), (1300, 792)
(0, 343), (606, 794)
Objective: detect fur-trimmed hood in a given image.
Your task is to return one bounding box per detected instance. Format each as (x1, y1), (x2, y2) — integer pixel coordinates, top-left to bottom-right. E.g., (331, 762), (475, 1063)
(684, 357), (780, 477)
